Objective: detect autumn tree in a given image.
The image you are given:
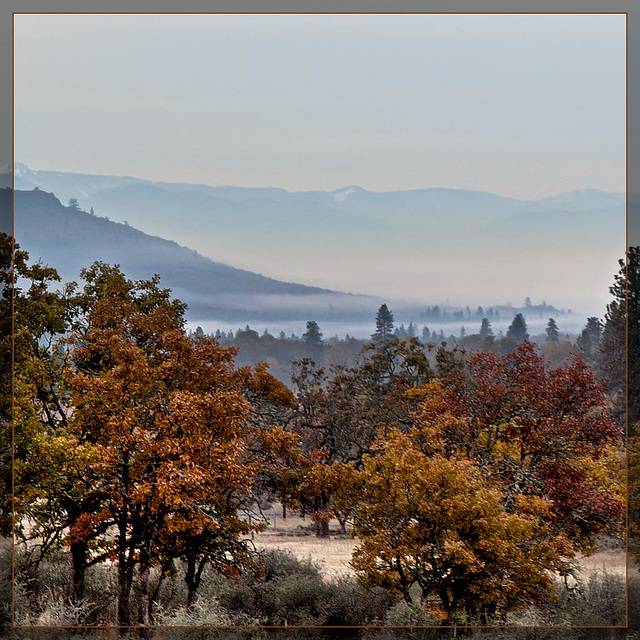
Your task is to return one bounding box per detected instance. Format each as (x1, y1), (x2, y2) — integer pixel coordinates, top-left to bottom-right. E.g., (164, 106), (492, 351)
(352, 432), (572, 623)
(12, 262), (297, 626)
(421, 343), (623, 545)
(59, 263), (276, 625)
(291, 338), (432, 536)
(352, 342), (624, 622)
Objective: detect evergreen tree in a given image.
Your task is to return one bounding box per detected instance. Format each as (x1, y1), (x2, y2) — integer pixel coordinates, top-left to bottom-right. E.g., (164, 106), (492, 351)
(577, 317), (603, 363)
(372, 304), (394, 342)
(407, 321), (416, 337)
(422, 326), (431, 341)
(545, 318), (559, 343)
(506, 313), (529, 342)
(598, 247), (640, 429)
(303, 320), (323, 347)
(479, 317), (493, 339)
(460, 326), (466, 338)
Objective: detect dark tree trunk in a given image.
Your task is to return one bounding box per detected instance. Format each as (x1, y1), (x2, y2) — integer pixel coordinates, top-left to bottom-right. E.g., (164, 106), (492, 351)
(282, 503), (287, 519)
(70, 537), (88, 601)
(117, 560), (133, 627)
(314, 495), (330, 537)
(185, 554), (207, 608)
(315, 518), (330, 537)
(185, 555), (196, 609)
(137, 548), (151, 628)
(66, 500), (89, 603)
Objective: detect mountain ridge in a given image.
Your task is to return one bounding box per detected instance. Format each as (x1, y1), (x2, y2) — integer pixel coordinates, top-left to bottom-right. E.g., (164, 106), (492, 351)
(9, 188), (379, 323)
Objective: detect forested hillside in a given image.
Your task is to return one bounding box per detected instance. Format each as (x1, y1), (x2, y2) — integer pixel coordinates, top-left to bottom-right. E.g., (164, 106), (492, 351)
(9, 188), (378, 322)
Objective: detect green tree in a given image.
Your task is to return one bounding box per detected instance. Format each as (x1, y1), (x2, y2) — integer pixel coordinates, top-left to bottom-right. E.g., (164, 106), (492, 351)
(302, 320), (324, 361)
(372, 304), (394, 342)
(506, 313), (529, 342)
(3, 235), (75, 540)
(577, 317), (603, 363)
(479, 317), (493, 339)
(599, 247), (640, 429)
(545, 317), (559, 343)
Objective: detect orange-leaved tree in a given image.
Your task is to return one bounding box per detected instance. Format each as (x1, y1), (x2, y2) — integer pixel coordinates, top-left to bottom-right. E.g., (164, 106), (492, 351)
(352, 342), (624, 623)
(55, 263), (288, 625)
(352, 431), (572, 624)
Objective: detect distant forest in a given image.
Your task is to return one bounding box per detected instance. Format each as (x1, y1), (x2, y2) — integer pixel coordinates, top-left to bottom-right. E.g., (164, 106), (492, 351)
(204, 306), (601, 385)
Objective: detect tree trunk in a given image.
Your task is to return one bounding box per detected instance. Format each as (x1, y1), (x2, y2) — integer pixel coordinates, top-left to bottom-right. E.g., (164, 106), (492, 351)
(186, 554), (207, 608)
(185, 555), (196, 609)
(314, 496), (330, 537)
(70, 537), (88, 602)
(117, 560), (133, 627)
(282, 503), (287, 519)
(315, 517), (330, 537)
(137, 548), (151, 628)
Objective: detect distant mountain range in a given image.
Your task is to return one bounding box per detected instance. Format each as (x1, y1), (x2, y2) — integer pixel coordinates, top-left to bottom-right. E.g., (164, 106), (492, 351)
(8, 164), (627, 317)
(8, 188), (379, 322)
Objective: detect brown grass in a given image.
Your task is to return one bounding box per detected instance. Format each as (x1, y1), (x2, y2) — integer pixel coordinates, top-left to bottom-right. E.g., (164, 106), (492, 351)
(250, 504), (632, 582)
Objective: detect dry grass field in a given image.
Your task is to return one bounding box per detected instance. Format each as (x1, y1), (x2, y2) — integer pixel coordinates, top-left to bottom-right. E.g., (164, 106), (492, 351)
(250, 504), (631, 581)
(250, 509), (357, 578)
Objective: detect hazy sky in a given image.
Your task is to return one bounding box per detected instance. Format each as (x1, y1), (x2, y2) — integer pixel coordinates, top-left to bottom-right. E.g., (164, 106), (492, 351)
(14, 13), (625, 199)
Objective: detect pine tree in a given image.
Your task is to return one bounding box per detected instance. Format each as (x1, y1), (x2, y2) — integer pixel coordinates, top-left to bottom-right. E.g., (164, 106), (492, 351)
(303, 320), (323, 347)
(545, 318), (559, 343)
(598, 247), (640, 429)
(479, 317), (493, 339)
(577, 317), (603, 363)
(372, 304), (394, 342)
(506, 313), (529, 342)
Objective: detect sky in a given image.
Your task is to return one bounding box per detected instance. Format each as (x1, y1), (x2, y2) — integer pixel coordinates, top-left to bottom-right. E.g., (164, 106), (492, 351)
(14, 13), (626, 200)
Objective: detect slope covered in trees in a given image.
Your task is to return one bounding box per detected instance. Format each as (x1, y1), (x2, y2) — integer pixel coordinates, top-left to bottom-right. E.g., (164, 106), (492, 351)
(9, 188), (377, 323)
